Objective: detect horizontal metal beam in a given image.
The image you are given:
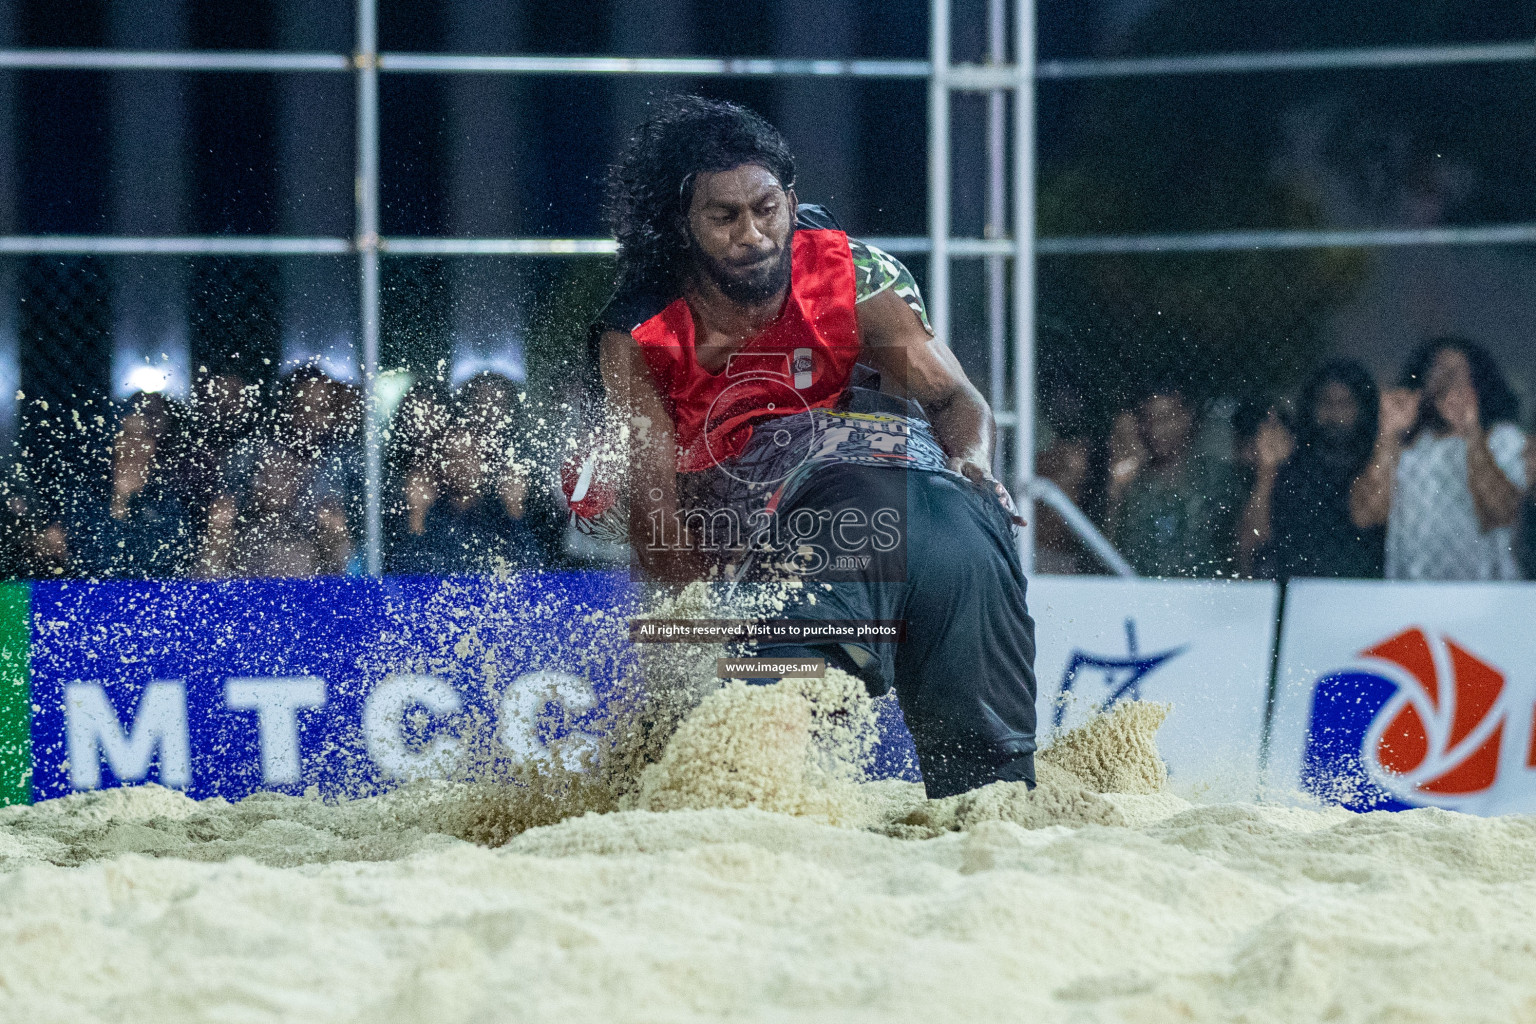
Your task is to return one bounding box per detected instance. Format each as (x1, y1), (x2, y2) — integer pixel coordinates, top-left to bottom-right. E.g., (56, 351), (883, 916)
(867, 236), (1018, 256)
(7, 222), (1536, 258)
(1036, 222), (1536, 255)
(0, 48), (934, 79)
(6, 40), (1529, 81)
(381, 237), (618, 256)
(378, 53), (931, 78)
(0, 49), (350, 72)
(0, 234), (996, 258)
(0, 236), (352, 255)
(379, 236), (1015, 256)
(0, 49), (996, 89)
(1040, 40), (1536, 81)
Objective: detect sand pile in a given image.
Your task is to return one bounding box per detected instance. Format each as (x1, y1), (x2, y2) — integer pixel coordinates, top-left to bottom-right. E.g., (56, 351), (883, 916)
(4, 671), (1536, 1022)
(636, 670), (879, 822)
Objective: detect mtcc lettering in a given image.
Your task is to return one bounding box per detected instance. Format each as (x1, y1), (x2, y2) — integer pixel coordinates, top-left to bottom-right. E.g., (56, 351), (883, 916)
(63, 671), (600, 792)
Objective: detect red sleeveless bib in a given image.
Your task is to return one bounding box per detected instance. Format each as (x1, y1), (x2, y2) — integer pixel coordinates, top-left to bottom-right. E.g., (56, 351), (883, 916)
(630, 228), (861, 472)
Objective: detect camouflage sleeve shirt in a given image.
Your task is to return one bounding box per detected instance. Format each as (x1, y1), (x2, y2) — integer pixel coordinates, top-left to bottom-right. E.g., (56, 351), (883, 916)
(850, 238), (932, 334)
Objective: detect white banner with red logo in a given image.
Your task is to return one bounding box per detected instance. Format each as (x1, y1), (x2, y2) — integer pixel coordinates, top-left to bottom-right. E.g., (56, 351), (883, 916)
(1031, 575), (1278, 800)
(1267, 579), (1536, 815)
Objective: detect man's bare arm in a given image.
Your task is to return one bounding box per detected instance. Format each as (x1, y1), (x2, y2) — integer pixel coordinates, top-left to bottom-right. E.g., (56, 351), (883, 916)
(598, 329), (703, 579)
(857, 287), (1021, 522)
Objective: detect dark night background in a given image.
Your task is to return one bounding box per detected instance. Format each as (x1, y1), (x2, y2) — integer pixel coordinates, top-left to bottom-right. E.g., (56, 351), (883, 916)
(1, 0), (1534, 446)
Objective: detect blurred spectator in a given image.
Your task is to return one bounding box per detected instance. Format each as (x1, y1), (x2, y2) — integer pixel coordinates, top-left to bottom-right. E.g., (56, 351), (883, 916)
(276, 366), (363, 529)
(1520, 443), (1536, 579)
(1351, 338), (1527, 581)
(196, 448), (352, 579)
(389, 379), (454, 473)
(454, 370), (569, 560)
(70, 412), (193, 578)
(1106, 385), (1244, 577)
(177, 371), (261, 520)
(455, 371), (535, 526)
(0, 492), (69, 579)
(0, 497), (32, 579)
(1035, 383), (1095, 574)
(328, 377), (365, 523)
(457, 371), (519, 441)
(123, 390), (175, 446)
(1233, 398), (1294, 577)
(1244, 361), (1385, 579)
(385, 378), (454, 549)
(392, 423), (544, 576)
(31, 521), (70, 578)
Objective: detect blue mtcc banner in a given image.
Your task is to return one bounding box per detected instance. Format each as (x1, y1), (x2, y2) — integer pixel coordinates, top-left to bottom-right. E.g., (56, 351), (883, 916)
(29, 573), (640, 802)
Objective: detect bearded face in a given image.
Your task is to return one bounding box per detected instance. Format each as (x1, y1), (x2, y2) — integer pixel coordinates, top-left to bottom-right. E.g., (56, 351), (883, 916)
(688, 222), (794, 305)
(683, 163), (796, 307)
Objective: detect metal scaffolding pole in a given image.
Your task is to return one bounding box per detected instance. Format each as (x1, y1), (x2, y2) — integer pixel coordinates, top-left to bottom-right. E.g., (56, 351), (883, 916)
(0, 50), (350, 71)
(1012, 0), (1037, 573)
(0, 237), (350, 254)
(8, 223), (1535, 260)
(1036, 221), (1536, 254)
(2, 37), (1529, 79)
(379, 53), (931, 78)
(1038, 39), (1536, 80)
(985, 0), (1008, 457)
(926, 0), (950, 345)
(356, 0), (383, 575)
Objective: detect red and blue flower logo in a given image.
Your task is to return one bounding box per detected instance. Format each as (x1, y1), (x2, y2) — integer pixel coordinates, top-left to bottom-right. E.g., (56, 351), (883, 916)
(1303, 627), (1512, 811)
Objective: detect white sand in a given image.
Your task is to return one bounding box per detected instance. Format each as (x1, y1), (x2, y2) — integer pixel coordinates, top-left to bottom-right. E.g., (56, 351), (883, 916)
(4, 679), (1536, 1023)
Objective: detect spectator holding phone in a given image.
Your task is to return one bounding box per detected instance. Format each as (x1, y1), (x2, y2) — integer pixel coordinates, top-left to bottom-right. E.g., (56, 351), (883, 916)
(391, 422), (545, 576)
(1245, 361), (1384, 579)
(1351, 338), (1526, 580)
(72, 410), (193, 578)
(1106, 383), (1244, 577)
(1233, 398), (1294, 577)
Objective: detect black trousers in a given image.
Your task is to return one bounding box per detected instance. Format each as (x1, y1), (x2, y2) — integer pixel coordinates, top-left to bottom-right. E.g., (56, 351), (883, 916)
(747, 464), (1037, 798)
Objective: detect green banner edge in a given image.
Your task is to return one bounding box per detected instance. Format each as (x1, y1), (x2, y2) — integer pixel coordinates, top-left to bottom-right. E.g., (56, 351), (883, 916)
(0, 581), (31, 806)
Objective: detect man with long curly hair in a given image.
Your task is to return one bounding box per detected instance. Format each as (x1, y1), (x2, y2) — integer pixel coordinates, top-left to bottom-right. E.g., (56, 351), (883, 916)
(574, 95), (1037, 797)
